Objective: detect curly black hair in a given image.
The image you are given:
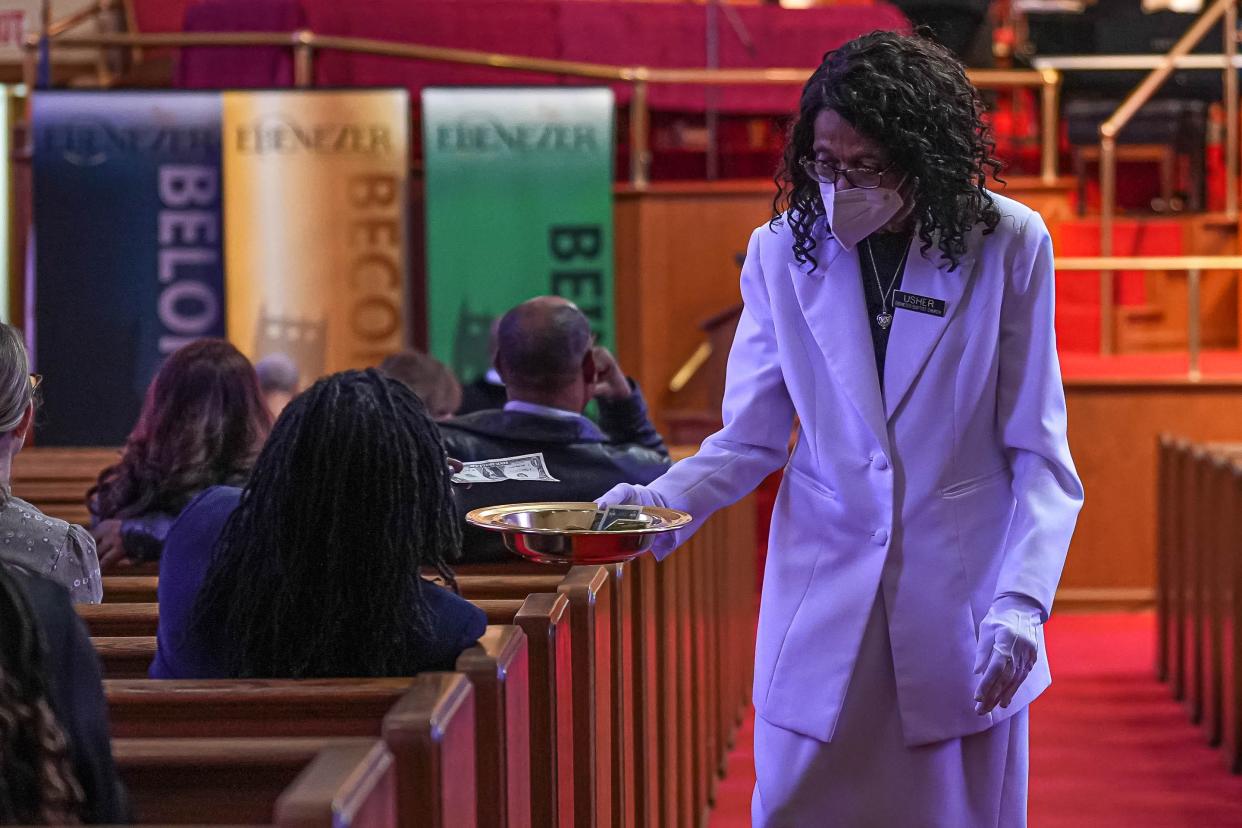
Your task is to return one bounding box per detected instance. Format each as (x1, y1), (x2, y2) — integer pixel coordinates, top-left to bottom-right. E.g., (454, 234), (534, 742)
(0, 566), (84, 823)
(772, 31), (1003, 271)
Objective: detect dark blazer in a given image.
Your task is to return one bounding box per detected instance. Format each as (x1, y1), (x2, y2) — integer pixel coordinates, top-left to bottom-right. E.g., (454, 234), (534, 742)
(150, 486), (487, 679)
(8, 567), (128, 823)
(457, 376), (508, 416)
(438, 386), (672, 562)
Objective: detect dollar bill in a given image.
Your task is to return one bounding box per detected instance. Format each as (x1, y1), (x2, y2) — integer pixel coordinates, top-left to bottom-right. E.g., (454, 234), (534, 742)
(590, 504), (645, 531)
(452, 452), (560, 484)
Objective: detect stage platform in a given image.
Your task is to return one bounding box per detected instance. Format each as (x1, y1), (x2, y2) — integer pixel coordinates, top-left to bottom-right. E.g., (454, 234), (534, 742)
(1061, 350), (1242, 381)
(1054, 356), (1242, 610)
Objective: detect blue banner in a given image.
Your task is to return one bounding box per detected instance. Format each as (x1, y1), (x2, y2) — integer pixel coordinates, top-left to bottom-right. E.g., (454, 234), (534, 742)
(32, 92), (225, 445)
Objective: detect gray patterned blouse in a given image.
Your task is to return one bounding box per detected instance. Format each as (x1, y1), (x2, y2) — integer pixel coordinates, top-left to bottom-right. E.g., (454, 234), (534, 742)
(0, 495), (102, 603)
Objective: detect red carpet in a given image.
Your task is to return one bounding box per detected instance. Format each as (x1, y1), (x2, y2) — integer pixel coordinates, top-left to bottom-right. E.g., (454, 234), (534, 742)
(707, 612), (1242, 827)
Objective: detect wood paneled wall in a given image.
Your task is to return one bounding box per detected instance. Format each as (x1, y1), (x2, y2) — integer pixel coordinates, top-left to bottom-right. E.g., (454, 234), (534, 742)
(614, 181), (769, 429)
(614, 179), (1242, 605)
(1060, 381), (1242, 607)
(613, 177), (1075, 432)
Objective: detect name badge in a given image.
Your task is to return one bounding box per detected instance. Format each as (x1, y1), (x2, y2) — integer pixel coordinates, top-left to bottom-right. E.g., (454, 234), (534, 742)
(893, 290), (946, 317)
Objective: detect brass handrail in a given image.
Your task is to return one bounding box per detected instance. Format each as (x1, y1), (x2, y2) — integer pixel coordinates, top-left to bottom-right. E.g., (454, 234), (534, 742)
(32, 27), (1063, 188)
(44, 30), (1064, 86)
(1097, 0), (1238, 356)
(47, 0), (110, 39)
(1058, 255), (1242, 380)
(1034, 53), (1242, 70)
(1057, 256), (1242, 269)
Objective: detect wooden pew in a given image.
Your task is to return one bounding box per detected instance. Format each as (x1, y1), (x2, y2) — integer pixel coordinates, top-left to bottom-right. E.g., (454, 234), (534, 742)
(1171, 439), (1194, 702)
(1187, 444), (1242, 737)
(11, 445), (116, 526)
(107, 668), (497, 827)
(383, 672), (479, 828)
(1159, 440), (1242, 774)
(78, 602), (158, 637)
(1157, 435), (1174, 685)
(89, 494), (757, 828)
(460, 566), (633, 828)
(456, 492), (759, 828)
(456, 626), (532, 828)
(629, 552), (660, 827)
(479, 592), (575, 828)
(459, 567), (614, 828)
(1203, 451), (1236, 746)
(88, 591), (550, 825)
(561, 565), (614, 828)
(517, 593), (576, 828)
(1226, 460), (1242, 773)
(94, 636), (154, 678)
(103, 575), (158, 603)
(116, 736), (396, 826)
(1186, 445), (1209, 724)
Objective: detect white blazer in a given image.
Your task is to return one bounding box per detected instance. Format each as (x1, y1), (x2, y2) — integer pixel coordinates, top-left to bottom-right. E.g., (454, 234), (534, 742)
(644, 193), (1083, 746)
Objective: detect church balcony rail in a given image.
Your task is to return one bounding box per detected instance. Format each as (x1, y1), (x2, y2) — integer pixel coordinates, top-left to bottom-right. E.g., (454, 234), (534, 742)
(26, 11), (1063, 191)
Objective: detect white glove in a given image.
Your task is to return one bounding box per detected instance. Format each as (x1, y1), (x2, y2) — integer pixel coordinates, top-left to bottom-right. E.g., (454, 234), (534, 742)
(973, 596), (1042, 715)
(594, 482), (669, 510)
(595, 483), (681, 557)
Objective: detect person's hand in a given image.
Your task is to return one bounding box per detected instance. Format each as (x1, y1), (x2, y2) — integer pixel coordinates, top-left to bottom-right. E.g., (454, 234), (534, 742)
(595, 482), (668, 510)
(91, 519), (131, 571)
(447, 457), (470, 490)
(591, 346), (632, 401)
(973, 598), (1041, 714)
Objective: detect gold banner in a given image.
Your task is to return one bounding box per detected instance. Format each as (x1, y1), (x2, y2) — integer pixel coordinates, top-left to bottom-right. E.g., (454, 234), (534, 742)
(222, 89), (409, 381)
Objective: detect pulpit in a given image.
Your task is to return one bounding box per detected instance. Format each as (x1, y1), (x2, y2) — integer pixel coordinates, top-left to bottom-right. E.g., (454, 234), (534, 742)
(663, 303), (742, 445)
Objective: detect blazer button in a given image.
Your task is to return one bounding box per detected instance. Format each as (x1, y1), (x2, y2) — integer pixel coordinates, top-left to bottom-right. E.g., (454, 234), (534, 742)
(872, 529), (889, 546)
(872, 454), (890, 471)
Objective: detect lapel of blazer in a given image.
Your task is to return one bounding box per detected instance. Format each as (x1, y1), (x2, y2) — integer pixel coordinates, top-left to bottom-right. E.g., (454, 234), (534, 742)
(882, 234), (977, 421)
(789, 233), (890, 451)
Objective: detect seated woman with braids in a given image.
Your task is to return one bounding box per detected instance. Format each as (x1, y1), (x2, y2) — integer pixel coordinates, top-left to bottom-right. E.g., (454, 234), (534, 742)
(88, 339), (272, 570)
(151, 369), (487, 679)
(0, 563), (127, 822)
(0, 323), (101, 604)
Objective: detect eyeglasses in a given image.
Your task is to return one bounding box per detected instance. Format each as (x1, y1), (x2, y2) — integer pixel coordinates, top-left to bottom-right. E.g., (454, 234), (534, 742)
(800, 158), (894, 189)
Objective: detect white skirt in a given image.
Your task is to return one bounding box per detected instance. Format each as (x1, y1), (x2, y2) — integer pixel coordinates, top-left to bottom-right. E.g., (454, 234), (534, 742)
(752, 589), (1029, 828)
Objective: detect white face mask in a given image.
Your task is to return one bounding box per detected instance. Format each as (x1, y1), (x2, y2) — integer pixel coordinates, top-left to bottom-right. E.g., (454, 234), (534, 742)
(819, 179), (906, 251)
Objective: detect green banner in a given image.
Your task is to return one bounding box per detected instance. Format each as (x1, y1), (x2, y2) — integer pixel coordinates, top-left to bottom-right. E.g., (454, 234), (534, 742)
(422, 87), (615, 382)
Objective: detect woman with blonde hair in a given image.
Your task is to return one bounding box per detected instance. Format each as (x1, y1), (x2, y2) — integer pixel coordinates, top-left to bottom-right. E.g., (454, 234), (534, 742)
(0, 324), (100, 604)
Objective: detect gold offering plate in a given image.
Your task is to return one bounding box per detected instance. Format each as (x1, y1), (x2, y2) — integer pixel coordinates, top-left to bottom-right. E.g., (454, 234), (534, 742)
(466, 501), (692, 565)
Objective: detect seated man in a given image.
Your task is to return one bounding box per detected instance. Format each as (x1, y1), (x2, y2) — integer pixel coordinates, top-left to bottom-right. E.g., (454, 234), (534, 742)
(440, 296), (670, 563)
